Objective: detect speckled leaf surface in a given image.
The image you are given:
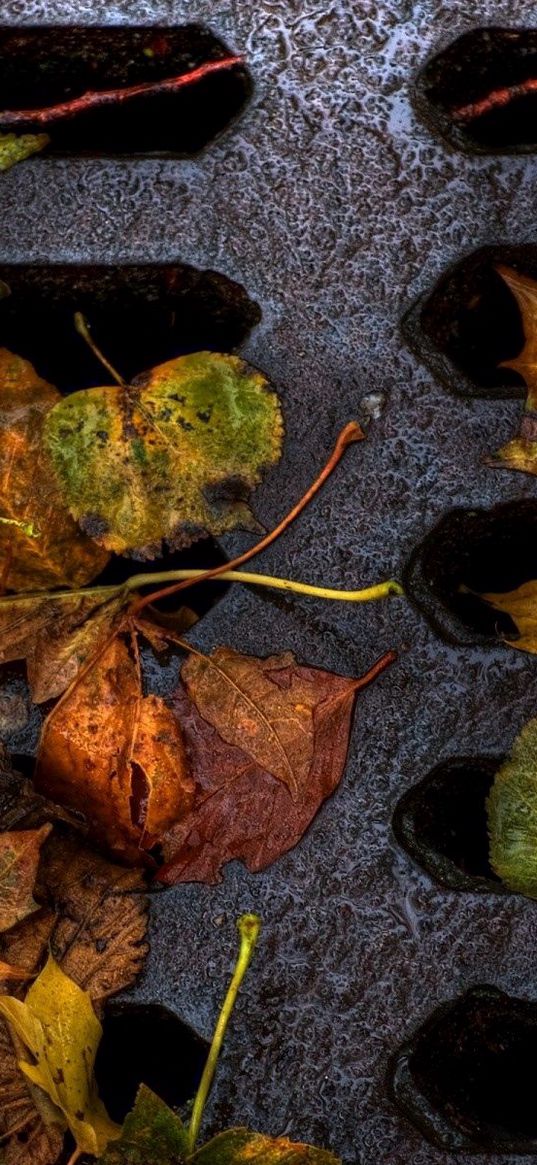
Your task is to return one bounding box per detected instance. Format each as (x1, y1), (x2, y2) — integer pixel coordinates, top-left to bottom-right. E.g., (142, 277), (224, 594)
(44, 352), (283, 556)
(488, 717), (537, 898)
(0, 132), (49, 172)
(98, 1085), (188, 1165)
(0, 824), (51, 932)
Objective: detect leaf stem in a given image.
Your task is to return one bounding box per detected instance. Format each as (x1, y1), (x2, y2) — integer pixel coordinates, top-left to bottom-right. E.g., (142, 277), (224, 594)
(132, 421), (366, 615)
(452, 77), (537, 122)
(74, 312), (126, 387)
(66, 1149), (82, 1165)
(187, 914), (261, 1155)
(127, 568), (404, 603)
(0, 57), (244, 127)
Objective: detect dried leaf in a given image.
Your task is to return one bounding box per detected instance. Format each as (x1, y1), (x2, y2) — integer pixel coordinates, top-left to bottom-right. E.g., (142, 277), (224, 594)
(0, 955), (120, 1155)
(43, 351), (283, 556)
(0, 348), (108, 590)
(35, 633), (195, 862)
(190, 1128), (341, 1164)
(487, 266), (537, 474)
(0, 584), (129, 702)
(488, 715), (537, 898)
(0, 825), (52, 932)
(478, 579), (537, 653)
(158, 648), (394, 885)
(98, 1084), (188, 1165)
(0, 961), (35, 981)
(0, 1017), (64, 1165)
(0, 131), (49, 171)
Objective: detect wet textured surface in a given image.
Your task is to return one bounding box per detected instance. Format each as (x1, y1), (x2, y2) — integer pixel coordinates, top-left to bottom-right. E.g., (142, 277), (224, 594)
(2, 1), (537, 1163)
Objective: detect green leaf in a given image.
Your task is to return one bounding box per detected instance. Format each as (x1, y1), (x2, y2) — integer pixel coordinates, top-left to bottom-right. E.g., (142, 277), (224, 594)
(43, 351), (284, 556)
(0, 955), (120, 1155)
(189, 1128), (341, 1164)
(0, 131), (50, 171)
(488, 715), (537, 897)
(98, 1084), (188, 1164)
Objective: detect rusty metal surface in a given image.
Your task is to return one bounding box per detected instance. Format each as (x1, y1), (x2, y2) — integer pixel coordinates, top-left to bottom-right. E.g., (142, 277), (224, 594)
(2, 1), (537, 1162)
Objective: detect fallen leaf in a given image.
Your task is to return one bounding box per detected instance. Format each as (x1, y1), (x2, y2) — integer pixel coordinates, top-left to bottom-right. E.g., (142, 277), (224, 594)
(488, 715), (537, 898)
(43, 351), (284, 556)
(0, 825), (52, 932)
(158, 647), (395, 885)
(0, 131), (49, 171)
(98, 1084), (188, 1165)
(0, 583), (129, 703)
(0, 955), (120, 1155)
(486, 266), (537, 474)
(0, 1017), (64, 1165)
(0, 961), (35, 981)
(477, 580), (537, 654)
(0, 348), (109, 590)
(189, 1128), (341, 1164)
(35, 632), (195, 862)
(97, 1086), (341, 1165)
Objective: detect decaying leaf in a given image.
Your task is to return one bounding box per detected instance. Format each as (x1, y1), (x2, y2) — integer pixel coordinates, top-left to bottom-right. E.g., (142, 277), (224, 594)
(0, 583), (128, 702)
(0, 824), (51, 932)
(97, 1085), (340, 1165)
(0, 131), (49, 171)
(0, 955), (120, 1155)
(0, 348), (108, 590)
(477, 579), (537, 654)
(35, 633), (195, 862)
(189, 1128), (341, 1164)
(158, 646), (395, 885)
(98, 1084), (188, 1165)
(488, 716), (537, 898)
(0, 1016), (64, 1165)
(486, 266), (537, 474)
(43, 351), (284, 556)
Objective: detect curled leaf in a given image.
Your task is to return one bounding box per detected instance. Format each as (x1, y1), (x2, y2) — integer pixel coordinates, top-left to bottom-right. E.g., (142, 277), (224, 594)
(0, 824), (51, 932)
(488, 716), (537, 898)
(0, 131), (49, 171)
(0, 955), (120, 1155)
(35, 633), (195, 862)
(0, 348), (108, 591)
(476, 580), (537, 654)
(158, 647), (395, 885)
(43, 351), (284, 556)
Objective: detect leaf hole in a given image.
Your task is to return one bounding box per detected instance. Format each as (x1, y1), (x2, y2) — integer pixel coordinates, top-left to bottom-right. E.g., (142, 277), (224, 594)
(415, 27), (537, 154)
(0, 264), (261, 392)
(391, 986), (537, 1151)
(0, 25), (251, 156)
(94, 1002), (209, 1123)
(392, 756), (503, 892)
(403, 500), (537, 645)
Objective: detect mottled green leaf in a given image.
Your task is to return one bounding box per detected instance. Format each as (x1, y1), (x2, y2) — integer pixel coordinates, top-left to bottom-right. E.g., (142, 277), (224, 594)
(488, 716), (537, 898)
(98, 1085), (187, 1165)
(44, 351), (284, 556)
(0, 132), (49, 172)
(189, 1128), (341, 1164)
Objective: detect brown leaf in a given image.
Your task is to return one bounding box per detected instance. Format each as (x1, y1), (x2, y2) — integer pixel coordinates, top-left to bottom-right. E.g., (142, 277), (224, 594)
(0, 585), (128, 703)
(0, 825), (52, 932)
(486, 267), (537, 474)
(0, 348), (109, 591)
(158, 647), (395, 885)
(35, 632), (195, 862)
(0, 1017), (64, 1165)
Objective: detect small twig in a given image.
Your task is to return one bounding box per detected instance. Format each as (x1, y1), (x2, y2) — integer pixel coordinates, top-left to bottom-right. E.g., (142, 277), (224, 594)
(132, 421), (365, 615)
(74, 313), (126, 387)
(452, 78), (537, 122)
(0, 56), (243, 127)
(187, 914), (260, 1155)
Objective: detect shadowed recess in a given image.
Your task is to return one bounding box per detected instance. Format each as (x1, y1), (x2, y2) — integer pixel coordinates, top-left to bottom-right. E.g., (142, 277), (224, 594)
(391, 986), (537, 1152)
(0, 264), (261, 391)
(403, 246), (537, 397)
(95, 1002), (209, 1122)
(0, 25), (251, 155)
(415, 27), (537, 153)
(403, 500), (537, 646)
(393, 756), (503, 892)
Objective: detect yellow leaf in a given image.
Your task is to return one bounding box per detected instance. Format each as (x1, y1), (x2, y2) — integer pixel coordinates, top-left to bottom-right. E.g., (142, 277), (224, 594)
(0, 955), (120, 1155)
